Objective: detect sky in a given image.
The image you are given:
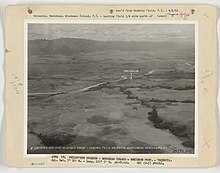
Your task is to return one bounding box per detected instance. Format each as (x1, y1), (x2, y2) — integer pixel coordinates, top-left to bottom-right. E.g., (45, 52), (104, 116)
(28, 23), (195, 43)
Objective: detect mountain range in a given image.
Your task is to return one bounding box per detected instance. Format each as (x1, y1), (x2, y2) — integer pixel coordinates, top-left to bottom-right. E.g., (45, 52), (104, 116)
(28, 38), (194, 56)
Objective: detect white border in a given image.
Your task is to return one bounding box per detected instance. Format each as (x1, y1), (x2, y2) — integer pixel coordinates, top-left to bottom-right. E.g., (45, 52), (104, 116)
(24, 20), (198, 158)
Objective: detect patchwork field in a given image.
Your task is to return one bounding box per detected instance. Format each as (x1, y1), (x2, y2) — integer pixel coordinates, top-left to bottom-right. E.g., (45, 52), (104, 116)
(28, 38), (195, 154)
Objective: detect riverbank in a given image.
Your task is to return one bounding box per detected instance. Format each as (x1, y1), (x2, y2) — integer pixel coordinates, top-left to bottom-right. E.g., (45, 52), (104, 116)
(148, 106), (194, 148)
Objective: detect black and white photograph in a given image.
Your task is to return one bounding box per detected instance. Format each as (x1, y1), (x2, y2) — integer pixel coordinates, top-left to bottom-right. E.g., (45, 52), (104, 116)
(27, 23), (195, 154)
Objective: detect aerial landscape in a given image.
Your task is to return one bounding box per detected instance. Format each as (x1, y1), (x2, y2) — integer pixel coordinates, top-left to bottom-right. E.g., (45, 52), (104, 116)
(27, 24), (195, 154)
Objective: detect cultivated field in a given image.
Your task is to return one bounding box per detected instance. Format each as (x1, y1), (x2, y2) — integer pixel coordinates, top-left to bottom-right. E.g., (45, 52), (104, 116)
(28, 38), (195, 154)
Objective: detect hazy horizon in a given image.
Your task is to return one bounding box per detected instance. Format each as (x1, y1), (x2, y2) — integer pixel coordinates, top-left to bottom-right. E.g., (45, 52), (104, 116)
(28, 23), (195, 43)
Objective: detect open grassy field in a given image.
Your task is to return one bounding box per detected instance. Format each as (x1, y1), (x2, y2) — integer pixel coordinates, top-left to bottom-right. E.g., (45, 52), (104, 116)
(28, 38), (195, 154)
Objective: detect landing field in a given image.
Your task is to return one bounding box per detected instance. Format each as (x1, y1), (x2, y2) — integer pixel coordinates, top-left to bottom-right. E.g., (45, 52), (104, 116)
(27, 24), (195, 154)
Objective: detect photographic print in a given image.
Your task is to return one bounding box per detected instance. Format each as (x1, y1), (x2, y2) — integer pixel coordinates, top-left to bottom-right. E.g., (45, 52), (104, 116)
(27, 23), (195, 154)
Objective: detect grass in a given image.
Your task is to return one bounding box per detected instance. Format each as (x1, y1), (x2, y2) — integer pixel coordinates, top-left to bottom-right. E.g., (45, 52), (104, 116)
(28, 43), (195, 154)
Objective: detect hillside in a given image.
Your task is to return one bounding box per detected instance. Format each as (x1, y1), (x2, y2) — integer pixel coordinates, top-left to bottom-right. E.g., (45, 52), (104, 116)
(28, 38), (194, 56)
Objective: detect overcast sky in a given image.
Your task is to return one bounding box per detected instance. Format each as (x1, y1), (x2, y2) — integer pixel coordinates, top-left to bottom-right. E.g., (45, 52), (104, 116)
(28, 23), (194, 42)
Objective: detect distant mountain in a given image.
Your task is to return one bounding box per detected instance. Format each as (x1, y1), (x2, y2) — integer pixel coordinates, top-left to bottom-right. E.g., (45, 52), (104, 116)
(28, 38), (194, 56)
